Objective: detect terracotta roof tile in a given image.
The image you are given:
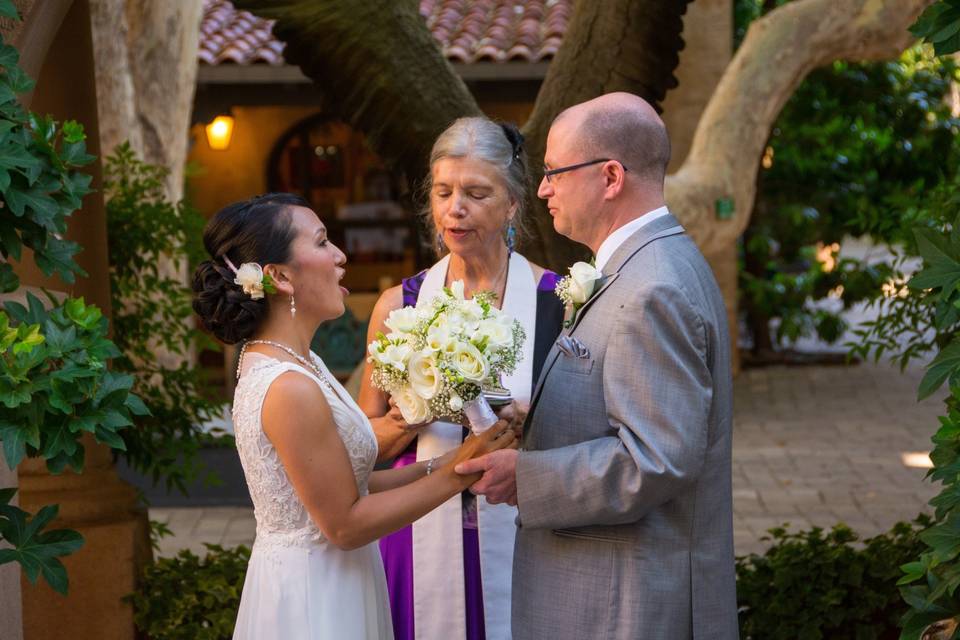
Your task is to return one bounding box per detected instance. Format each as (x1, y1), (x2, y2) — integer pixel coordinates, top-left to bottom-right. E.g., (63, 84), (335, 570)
(199, 0), (572, 66)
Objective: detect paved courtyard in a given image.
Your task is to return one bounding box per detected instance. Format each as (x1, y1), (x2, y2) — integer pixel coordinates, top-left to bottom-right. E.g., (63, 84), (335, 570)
(151, 361), (941, 558)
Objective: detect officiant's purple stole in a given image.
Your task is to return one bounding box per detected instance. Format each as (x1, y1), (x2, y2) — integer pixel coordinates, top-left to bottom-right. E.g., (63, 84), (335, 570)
(378, 267), (562, 640)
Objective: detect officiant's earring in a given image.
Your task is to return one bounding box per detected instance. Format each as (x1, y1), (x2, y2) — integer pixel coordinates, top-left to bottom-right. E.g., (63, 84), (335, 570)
(289, 294), (296, 319)
(436, 231), (447, 254)
(505, 221), (516, 253)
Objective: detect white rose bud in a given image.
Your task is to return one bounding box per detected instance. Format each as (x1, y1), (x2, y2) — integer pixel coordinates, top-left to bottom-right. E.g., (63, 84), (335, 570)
(449, 392), (464, 412)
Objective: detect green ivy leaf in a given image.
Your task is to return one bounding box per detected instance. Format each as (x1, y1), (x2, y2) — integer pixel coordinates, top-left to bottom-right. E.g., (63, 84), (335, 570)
(0, 503), (83, 594)
(0, 422), (27, 468)
(0, 0), (19, 20)
(919, 340), (960, 400)
(0, 263), (18, 293)
(5, 187), (58, 224)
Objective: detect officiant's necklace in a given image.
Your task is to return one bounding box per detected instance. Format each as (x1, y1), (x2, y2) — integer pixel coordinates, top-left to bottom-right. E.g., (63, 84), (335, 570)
(237, 339), (332, 391)
(448, 254), (510, 305)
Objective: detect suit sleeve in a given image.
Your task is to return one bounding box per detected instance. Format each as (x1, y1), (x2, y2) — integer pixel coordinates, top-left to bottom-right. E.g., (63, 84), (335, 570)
(515, 282), (713, 530)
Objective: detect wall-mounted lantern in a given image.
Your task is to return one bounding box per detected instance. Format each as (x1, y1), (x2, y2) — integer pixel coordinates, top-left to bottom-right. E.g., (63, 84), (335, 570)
(205, 114), (235, 151)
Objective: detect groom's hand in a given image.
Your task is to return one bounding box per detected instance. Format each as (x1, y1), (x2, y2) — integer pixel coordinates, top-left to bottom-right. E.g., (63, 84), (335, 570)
(454, 449), (519, 506)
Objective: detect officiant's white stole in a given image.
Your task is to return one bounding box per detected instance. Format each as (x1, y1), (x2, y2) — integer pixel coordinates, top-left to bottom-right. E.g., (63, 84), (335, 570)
(413, 251), (535, 640)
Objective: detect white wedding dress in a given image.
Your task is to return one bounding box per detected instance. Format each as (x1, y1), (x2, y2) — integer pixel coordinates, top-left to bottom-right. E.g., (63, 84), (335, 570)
(231, 351), (393, 639)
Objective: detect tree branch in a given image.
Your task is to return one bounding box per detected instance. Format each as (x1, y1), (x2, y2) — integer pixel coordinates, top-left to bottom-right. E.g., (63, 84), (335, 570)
(667, 0), (934, 254)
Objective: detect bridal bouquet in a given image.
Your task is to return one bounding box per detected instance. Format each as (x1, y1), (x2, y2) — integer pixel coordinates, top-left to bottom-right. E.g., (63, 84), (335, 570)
(367, 281), (526, 433)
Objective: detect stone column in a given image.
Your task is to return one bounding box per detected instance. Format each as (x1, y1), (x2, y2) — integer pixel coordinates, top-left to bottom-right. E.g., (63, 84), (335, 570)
(12, 1), (151, 638)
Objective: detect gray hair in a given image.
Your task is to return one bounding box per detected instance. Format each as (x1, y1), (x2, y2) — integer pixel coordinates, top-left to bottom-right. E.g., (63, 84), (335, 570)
(419, 117), (530, 255)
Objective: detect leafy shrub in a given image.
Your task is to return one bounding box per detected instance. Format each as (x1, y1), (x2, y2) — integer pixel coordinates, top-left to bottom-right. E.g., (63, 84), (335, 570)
(737, 521), (927, 640)
(129, 544), (250, 640)
(104, 143), (222, 493)
(0, 0), (143, 594)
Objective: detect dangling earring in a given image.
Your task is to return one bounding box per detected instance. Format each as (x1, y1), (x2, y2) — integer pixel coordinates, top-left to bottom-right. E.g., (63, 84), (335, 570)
(289, 294), (296, 319)
(436, 231), (447, 254)
(505, 221), (516, 254)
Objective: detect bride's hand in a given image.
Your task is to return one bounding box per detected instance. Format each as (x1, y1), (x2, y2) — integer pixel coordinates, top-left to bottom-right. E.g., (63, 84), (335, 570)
(449, 420), (515, 470)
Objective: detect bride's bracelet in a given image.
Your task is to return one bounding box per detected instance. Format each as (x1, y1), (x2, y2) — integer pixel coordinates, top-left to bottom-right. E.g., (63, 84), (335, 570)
(425, 456), (438, 476)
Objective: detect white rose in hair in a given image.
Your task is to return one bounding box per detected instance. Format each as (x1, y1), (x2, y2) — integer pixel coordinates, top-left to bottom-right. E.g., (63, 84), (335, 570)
(394, 385), (432, 424)
(453, 341), (488, 383)
(234, 263), (266, 299)
(408, 351), (442, 399)
(566, 261), (602, 304)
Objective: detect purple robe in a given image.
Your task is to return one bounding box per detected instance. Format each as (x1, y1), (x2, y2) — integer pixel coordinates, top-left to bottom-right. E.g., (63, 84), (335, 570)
(378, 267), (563, 640)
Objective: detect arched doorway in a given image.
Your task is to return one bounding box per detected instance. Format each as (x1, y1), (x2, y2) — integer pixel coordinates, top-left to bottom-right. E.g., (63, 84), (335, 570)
(267, 113), (426, 293)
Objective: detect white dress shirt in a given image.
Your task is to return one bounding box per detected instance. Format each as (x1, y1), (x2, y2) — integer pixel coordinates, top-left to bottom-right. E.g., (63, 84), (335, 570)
(594, 205), (671, 273)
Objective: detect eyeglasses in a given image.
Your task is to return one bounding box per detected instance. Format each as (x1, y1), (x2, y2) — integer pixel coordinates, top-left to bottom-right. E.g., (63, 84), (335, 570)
(542, 158), (628, 183)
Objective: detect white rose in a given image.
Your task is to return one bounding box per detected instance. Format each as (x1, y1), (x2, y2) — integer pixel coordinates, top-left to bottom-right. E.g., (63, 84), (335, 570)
(384, 306), (418, 333)
(234, 263), (266, 299)
(408, 351), (442, 399)
(393, 386), (432, 424)
(452, 341), (488, 383)
(567, 261), (602, 304)
(449, 391), (463, 412)
(378, 342), (413, 371)
(449, 280), (466, 300)
(477, 317), (513, 349)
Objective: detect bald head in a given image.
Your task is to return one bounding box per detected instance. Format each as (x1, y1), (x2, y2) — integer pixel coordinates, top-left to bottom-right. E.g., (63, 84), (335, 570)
(555, 92), (671, 187)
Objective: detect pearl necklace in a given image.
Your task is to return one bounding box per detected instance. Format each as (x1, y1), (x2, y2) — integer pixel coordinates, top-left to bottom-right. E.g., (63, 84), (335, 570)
(238, 339), (332, 391)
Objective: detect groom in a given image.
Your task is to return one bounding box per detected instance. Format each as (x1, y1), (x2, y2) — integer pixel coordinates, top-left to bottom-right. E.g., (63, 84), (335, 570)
(456, 92), (738, 639)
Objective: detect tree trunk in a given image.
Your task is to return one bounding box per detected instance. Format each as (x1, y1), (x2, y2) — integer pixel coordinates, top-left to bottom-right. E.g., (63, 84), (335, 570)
(519, 0), (693, 267)
(236, 0), (693, 269)
(234, 0), (482, 191)
(89, 0), (202, 203)
(666, 0), (933, 256)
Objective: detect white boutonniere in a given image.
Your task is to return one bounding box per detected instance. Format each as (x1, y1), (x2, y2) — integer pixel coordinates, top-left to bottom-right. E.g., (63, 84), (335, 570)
(555, 261), (602, 328)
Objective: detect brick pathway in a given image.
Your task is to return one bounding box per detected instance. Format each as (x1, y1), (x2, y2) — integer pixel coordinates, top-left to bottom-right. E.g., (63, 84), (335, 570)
(151, 362), (942, 558)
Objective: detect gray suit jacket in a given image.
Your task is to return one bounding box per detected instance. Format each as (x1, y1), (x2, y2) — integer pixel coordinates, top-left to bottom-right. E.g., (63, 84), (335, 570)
(513, 214), (738, 640)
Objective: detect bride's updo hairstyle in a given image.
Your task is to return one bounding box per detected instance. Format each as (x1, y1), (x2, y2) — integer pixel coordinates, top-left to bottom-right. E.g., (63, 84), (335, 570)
(192, 193), (308, 344)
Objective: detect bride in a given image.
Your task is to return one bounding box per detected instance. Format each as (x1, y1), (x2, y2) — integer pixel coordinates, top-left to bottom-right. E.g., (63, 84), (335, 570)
(192, 193), (515, 639)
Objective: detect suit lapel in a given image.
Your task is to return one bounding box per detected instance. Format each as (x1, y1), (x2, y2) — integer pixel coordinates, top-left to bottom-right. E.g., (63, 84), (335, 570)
(524, 214), (686, 434)
(567, 215), (685, 335)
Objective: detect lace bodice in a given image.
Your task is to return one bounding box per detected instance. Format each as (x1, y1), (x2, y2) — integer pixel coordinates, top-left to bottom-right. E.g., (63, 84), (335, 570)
(232, 353), (378, 548)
